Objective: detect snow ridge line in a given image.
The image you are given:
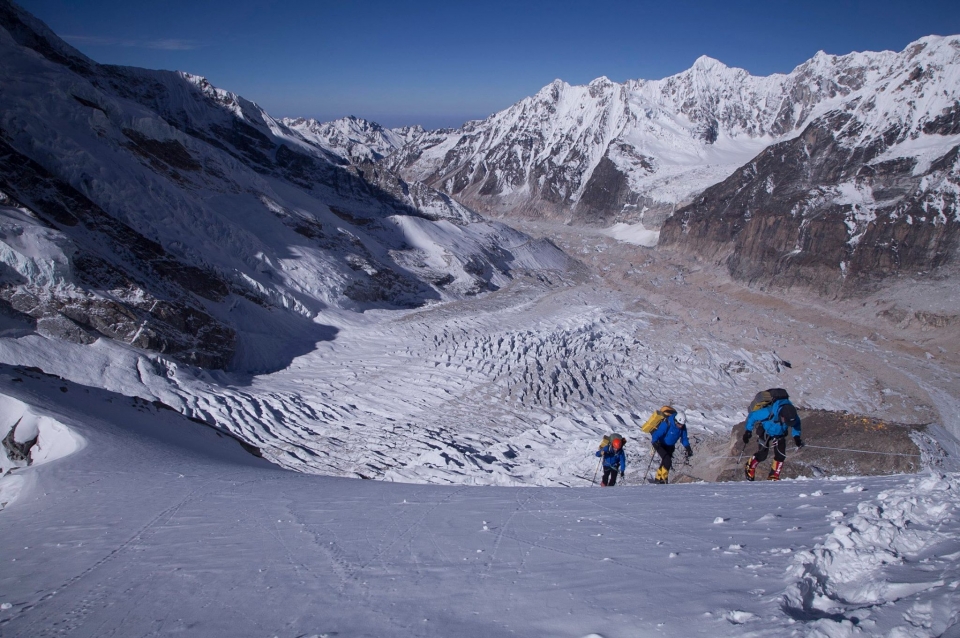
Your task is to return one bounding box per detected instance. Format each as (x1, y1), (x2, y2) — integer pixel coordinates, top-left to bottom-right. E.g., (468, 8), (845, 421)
(781, 472), (960, 636)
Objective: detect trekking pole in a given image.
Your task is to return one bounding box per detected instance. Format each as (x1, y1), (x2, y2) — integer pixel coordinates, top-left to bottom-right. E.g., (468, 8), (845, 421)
(736, 441), (747, 466)
(592, 457), (602, 485)
(643, 450), (656, 486)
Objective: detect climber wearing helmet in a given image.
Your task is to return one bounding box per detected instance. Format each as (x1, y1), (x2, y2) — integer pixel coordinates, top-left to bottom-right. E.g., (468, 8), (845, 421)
(595, 434), (627, 486)
(650, 408), (693, 484)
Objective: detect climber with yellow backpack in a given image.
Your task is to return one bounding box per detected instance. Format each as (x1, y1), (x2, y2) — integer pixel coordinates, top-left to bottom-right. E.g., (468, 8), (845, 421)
(642, 406), (692, 484)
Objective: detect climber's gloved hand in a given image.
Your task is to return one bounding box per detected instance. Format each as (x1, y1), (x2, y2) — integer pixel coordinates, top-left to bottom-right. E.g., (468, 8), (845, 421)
(794, 436), (804, 448)
(742, 431), (752, 445)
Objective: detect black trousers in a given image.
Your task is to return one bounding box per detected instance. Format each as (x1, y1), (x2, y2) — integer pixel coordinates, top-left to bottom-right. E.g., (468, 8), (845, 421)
(753, 434), (786, 463)
(653, 442), (676, 470)
(601, 466), (619, 486)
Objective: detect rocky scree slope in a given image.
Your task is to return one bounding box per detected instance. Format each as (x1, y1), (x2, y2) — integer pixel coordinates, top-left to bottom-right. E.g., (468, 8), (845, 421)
(0, 1), (571, 373)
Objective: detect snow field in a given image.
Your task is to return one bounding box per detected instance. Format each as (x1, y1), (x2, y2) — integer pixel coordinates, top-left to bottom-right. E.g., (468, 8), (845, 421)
(1, 363), (957, 636)
(0, 245), (953, 489)
(135, 280), (806, 483)
(783, 473), (960, 636)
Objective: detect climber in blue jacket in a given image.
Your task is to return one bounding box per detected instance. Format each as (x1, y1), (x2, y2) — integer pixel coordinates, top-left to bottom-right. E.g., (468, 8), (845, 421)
(650, 409), (692, 484)
(743, 397), (803, 481)
(595, 435), (626, 486)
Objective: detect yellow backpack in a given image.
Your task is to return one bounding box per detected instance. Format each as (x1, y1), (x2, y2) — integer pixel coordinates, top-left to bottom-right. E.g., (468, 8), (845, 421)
(641, 406), (677, 434)
(749, 388), (789, 412)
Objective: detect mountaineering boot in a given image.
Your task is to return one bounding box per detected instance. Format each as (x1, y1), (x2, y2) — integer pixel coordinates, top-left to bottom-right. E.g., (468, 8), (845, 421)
(654, 467), (668, 484)
(767, 460), (783, 481)
(745, 458), (759, 481)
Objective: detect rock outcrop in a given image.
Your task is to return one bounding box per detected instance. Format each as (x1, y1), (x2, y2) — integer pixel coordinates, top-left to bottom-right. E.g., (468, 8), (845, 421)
(660, 107), (960, 295)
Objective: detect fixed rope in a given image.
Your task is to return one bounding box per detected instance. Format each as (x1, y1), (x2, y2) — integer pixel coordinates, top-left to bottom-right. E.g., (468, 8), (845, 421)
(800, 444), (921, 457)
(692, 444), (922, 463)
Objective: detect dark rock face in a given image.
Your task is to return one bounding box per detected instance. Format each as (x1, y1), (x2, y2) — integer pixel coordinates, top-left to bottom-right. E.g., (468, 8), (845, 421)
(660, 114), (960, 295)
(0, 140), (237, 368)
(575, 156), (634, 224)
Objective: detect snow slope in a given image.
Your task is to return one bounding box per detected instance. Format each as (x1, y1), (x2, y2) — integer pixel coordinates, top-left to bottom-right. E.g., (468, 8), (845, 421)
(0, 2), (574, 374)
(0, 368), (957, 637)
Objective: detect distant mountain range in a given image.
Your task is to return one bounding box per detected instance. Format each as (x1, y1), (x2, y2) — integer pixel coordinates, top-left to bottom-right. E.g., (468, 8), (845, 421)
(1, 0), (958, 377)
(300, 37), (960, 294)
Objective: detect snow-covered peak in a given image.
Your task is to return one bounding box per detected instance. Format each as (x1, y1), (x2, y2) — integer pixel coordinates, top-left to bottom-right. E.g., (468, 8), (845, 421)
(283, 114), (407, 163)
(386, 33), (960, 228)
(178, 71), (248, 118)
(534, 79), (570, 101)
(0, 1), (95, 70)
(691, 54), (726, 71)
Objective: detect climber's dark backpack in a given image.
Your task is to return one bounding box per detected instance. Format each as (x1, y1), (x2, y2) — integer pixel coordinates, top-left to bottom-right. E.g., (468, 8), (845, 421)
(748, 388), (789, 412)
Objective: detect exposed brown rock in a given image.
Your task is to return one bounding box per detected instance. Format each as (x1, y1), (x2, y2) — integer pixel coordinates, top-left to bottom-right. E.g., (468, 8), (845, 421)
(660, 116), (960, 295)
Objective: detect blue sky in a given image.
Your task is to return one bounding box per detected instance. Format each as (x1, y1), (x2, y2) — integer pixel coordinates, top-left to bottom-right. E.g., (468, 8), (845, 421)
(18, 0), (960, 129)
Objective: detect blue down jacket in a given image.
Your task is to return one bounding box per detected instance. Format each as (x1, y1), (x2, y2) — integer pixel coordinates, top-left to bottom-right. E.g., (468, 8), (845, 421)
(745, 398), (801, 438)
(596, 445), (626, 473)
(651, 414), (690, 448)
